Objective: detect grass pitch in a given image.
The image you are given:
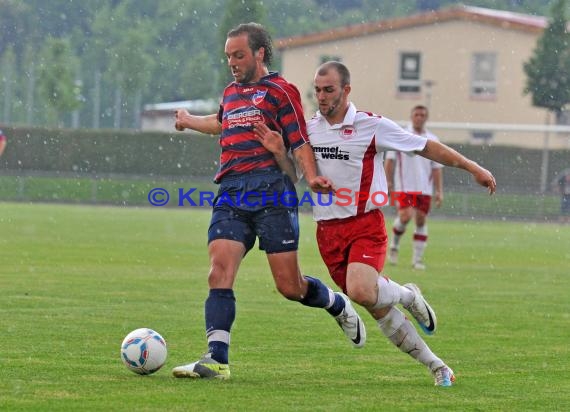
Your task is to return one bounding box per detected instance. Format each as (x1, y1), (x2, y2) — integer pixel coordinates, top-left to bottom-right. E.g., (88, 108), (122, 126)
(1, 202), (569, 411)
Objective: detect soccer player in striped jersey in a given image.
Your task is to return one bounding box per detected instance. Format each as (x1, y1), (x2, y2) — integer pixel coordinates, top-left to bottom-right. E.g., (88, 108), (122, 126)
(385, 105), (444, 270)
(255, 61), (496, 386)
(171, 24), (366, 380)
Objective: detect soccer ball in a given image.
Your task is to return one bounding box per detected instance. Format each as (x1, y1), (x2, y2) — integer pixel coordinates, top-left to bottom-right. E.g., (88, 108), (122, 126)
(120, 328), (167, 375)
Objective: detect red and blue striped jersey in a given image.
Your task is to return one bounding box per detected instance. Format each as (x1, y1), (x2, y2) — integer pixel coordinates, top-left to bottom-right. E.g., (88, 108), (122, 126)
(214, 72), (309, 183)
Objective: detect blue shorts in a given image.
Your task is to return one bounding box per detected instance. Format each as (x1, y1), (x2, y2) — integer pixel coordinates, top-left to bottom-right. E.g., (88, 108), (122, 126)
(208, 170), (299, 254)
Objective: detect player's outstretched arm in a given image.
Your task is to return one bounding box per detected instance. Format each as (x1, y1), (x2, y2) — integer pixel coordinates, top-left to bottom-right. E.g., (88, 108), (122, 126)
(384, 157), (395, 193)
(252, 123), (333, 192)
(418, 139), (496, 195)
(253, 123), (298, 183)
(175, 110), (221, 135)
(433, 168), (443, 207)
(292, 144), (334, 193)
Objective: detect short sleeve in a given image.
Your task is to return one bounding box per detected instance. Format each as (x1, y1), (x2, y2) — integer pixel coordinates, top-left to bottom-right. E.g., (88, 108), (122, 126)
(217, 104), (223, 124)
(375, 117), (428, 153)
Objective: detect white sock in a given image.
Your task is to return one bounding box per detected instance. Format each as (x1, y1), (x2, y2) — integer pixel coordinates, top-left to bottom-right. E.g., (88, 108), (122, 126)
(391, 217), (407, 249)
(377, 306), (445, 372)
(413, 225), (428, 263)
(373, 276), (414, 309)
(324, 289), (337, 310)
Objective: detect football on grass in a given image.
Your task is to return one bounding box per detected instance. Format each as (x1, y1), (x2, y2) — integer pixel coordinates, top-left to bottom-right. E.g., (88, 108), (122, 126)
(120, 328), (167, 375)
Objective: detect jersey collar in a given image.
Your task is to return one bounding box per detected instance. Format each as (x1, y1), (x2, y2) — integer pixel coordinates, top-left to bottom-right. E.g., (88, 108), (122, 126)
(317, 102), (357, 129)
(234, 71), (279, 86)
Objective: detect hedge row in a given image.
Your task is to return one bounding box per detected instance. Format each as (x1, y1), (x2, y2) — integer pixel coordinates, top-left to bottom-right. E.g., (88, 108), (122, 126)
(0, 124), (568, 193)
(0, 125), (220, 177)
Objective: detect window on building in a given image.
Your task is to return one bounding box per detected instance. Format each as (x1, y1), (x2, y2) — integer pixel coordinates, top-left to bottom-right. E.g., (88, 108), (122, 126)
(398, 52), (421, 94)
(471, 130), (494, 143)
(471, 52), (497, 98)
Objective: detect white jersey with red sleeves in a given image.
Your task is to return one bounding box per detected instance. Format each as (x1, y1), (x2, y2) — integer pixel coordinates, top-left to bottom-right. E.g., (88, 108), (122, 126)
(385, 126), (443, 195)
(308, 103), (428, 221)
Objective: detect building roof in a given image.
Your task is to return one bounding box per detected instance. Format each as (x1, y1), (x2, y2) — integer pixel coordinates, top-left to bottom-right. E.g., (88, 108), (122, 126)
(276, 5), (548, 50)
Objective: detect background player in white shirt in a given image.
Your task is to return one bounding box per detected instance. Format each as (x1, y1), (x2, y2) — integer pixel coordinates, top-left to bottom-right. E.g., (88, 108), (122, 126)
(255, 61), (496, 386)
(385, 106), (443, 270)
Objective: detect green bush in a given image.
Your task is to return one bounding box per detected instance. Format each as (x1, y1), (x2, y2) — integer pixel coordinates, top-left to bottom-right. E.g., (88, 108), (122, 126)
(1, 124), (569, 196)
(0, 125), (220, 177)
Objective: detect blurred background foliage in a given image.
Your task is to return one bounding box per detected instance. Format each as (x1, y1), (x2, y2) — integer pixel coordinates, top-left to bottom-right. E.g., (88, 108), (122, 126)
(0, 0), (559, 129)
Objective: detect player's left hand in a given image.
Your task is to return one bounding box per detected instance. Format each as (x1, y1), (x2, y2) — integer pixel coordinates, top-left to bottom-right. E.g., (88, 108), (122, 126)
(308, 176), (334, 194)
(253, 123), (286, 156)
(435, 192), (443, 208)
(473, 166), (497, 195)
(174, 109), (191, 131)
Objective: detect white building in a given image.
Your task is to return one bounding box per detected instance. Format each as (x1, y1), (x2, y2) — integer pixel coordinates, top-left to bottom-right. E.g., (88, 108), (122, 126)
(276, 5), (570, 148)
(141, 99), (218, 132)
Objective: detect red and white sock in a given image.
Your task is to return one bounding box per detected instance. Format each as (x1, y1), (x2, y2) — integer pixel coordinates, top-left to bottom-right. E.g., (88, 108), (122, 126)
(391, 217), (407, 249)
(413, 225), (428, 263)
(373, 276), (414, 309)
(377, 306), (445, 372)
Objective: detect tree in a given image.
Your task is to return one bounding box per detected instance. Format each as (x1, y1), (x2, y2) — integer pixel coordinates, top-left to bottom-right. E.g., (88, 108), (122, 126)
(22, 44), (37, 125)
(0, 0), (34, 57)
(0, 45), (16, 123)
(2, 0), (562, 130)
(84, 2), (127, 129)
(37, 37), (81, 126)
(218, 0), (268, 90)
(110, 24), (156, 128)
(178, 50), (218, 100)
(148, 0), (224, 102)
(524, 0), (570, 117)
(523, 0), (570, 192)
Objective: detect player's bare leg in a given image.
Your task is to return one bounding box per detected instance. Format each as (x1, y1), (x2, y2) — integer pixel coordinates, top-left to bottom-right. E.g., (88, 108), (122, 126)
(172, 239), (243, 379)
(412, 210), (428, 270)
(267, 251), (366, 348)
(390, 207), (413, 265)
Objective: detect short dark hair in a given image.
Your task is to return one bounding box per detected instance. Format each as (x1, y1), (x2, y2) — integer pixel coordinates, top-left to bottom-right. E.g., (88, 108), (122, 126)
(411, 105), (429, 115)
(228, 23), (273, 66)
(316, 61), (351, 87)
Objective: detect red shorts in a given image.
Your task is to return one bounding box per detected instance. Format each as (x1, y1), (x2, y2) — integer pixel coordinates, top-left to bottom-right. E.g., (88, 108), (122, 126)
(316, 209), (387, 293)
(395, 193), (432, 215)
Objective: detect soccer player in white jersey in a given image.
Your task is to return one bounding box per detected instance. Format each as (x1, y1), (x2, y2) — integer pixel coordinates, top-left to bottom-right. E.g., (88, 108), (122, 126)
(254, 61), (496, 387)
(385, 105), (444, 270)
